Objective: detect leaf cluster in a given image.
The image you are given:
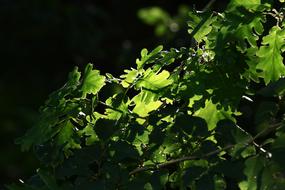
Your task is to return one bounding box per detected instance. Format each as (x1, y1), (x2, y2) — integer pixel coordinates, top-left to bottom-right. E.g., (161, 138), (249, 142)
(8, 0), (285, 189)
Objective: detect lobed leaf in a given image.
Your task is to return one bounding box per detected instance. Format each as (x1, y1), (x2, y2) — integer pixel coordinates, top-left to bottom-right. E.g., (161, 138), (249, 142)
(80, 63), (106, 97)
(256, 26), (285, 84)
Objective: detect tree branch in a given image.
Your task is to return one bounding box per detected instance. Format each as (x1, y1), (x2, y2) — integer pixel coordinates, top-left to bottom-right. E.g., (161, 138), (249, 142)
(129, 122), (282, 175)
(129, 144), (233, 175)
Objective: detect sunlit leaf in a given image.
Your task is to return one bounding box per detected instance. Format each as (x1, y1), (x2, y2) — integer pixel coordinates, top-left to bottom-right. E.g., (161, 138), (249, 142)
(80, 63), (106, 97)
(136, 46), (163, 69)
(136, 69), (173, 91)
(193, 99), (235, 130)
(256, 26), (285, 84)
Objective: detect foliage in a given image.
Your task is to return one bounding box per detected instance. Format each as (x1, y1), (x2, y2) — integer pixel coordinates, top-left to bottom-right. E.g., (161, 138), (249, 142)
(7, 0), (285, 189)
(138, 5), (190, 38)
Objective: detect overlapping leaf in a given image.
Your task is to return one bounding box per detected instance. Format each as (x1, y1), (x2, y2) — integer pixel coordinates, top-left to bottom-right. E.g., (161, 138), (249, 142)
(188, 12), (216, 43)
(136, 45), (163, 69)
(11, 1), (285, 189)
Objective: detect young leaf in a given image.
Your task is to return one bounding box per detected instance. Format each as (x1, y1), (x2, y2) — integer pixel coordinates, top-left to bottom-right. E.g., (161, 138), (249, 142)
(136, 45), (163, 69)
(120, 69), (139, 88)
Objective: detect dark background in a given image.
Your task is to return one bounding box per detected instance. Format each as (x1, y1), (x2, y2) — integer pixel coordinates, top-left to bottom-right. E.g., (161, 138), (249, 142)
(0, 0), (225, 187)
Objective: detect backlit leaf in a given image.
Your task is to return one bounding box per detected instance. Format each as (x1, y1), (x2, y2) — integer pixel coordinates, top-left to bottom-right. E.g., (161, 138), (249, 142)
(136, 45), (163, 69)
(136, 69), (173, 91)
(80, 63), (106, 97)
(256, 26), (285, 84)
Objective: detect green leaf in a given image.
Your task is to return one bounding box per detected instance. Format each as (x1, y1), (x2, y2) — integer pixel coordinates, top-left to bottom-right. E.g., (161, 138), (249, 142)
(136, 69), (173, 91)
(131, 87), (167, 118)
(137, 7), (170, 25)
(136, 45), (163, 69)
(243, 47), (260, 82)
(16, 117), (60, 151)
(256, 26), (285, 84)
(56, 120), (74, 147)
(220, 5), (268, 51)
(193, 99), (235, 130)
(46, 67), (81, 106)
(239, 156), (265, 190)
(227, 0), (270, 11)
(78, 123), (99, 145)
(80, 63), (106, 97)
(105, 93), (129, 120)
(132, 97), (162, 118)
(12, 4), (285, 190)
(120, 69), (139, 88)
(16, 101), (81, 151)
(188, 12), (216, 43)
(234, 14), (265, 48)
(56, 120), (81, 156)
(66, 67), (81, 90)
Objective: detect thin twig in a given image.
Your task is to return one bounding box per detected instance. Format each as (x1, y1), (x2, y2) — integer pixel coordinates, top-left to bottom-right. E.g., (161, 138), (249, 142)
(202, 0), (216, 13)
(129, 144), (233, 175)
(129, 122), (282, 175)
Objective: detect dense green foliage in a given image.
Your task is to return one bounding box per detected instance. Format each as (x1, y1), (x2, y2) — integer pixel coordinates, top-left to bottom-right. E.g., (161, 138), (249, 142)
(0, 1), (193, 185)
(8, 0), (285, 189)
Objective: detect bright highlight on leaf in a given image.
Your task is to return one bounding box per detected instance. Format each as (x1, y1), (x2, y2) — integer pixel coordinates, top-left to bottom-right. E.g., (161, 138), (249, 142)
(80, 63), (106, 97)
(136, 69), (173, 90)
(193, 99), (235, 130)
(188, 12), (216, 43)
(136, 45), (163, 69)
